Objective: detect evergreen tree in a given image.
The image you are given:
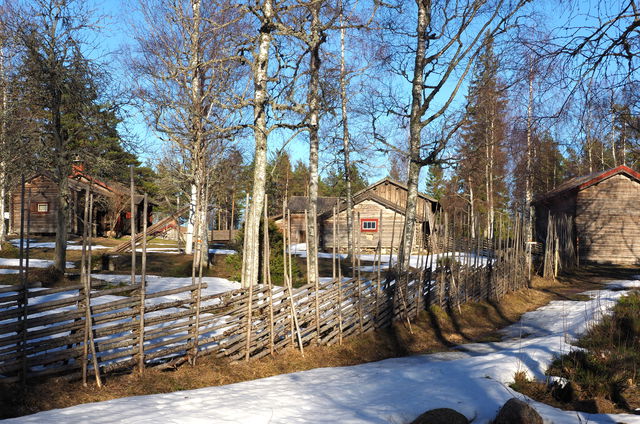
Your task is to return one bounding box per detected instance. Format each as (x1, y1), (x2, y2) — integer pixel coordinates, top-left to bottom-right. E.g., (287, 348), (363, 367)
(266, 152), (293, 216)
(456, 34), (508, 238)
(424, 164), (446, 201)
(12, 0), (126, 272)
(321, 164), (368, 198)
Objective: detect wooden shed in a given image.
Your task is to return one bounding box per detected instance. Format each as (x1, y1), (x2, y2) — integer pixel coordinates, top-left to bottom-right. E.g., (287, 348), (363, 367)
(10, 168), (149, 237)
(532, 165), (640, 265)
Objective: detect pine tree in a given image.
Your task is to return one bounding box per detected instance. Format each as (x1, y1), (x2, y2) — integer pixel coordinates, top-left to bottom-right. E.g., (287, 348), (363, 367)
(322, 164), (368, 198)
(457, 34), (508, 238)
(424, 164), (446, 201)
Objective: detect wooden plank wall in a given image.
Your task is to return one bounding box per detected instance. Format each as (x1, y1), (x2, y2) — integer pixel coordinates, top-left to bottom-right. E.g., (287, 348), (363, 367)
(322, 200), (412, 251)
(11, 177), (59, 234)
(576, 174), (640, 264)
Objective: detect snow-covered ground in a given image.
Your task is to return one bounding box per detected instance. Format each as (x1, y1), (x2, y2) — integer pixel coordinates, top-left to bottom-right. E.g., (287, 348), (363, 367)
(91, 274), (240, 298)
(8, 239), (109, 250)
(0, 258), (75, 268)
(130, 247), (237, 255)
(289, 242), (490, 272)
(5, 279), (640, 423)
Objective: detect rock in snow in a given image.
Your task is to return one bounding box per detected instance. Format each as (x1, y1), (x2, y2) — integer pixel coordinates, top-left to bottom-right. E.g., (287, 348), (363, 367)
(494, 398), (542, 424)
(410, 408), (469, 424)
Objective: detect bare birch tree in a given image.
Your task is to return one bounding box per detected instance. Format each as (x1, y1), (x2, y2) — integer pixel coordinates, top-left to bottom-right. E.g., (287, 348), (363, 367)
(241, 0), (276, 288)
(373, 0), (528, 271)
(130, 0), (245, 260)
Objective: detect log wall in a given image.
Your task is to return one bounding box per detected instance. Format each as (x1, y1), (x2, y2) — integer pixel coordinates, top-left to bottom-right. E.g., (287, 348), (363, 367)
(576, 174), (640, 264)
(321, 199), (414, 251)
(11, 176), (60, 234)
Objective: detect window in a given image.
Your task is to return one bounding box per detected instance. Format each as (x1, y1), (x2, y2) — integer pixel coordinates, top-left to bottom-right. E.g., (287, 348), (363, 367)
(361, 218), (378, 232)
(36, 203), (49, 213)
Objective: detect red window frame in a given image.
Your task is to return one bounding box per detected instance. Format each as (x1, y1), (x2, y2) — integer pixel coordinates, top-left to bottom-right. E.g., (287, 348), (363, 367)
(360, 218), (378, 232)
(34, 202), (49, 214)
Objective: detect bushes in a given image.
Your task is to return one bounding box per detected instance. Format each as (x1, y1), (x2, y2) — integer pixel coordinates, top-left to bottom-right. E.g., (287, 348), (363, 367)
(225, 220), (304, 286)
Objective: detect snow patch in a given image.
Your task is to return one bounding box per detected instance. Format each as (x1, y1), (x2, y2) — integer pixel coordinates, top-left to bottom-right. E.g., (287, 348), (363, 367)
(0, 258), (75, 268)
(5, 283), (640, 423)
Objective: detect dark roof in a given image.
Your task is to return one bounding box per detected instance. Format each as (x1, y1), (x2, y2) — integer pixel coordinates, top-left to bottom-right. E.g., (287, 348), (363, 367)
(285, 196), (340, 214)
(532, 165), (640, 204)
(19, 171), (146, 205)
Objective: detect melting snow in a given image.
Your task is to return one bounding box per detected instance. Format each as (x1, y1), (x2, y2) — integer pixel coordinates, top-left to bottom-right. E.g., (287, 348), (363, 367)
(0, 258), (75, 269)
(5, 277), (640, 423)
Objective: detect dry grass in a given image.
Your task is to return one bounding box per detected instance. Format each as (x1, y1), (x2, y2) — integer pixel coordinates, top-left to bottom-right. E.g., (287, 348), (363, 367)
(516, 289), (640, 415)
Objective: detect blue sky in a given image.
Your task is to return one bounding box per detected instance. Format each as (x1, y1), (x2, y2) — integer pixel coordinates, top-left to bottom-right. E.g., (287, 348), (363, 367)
(87, 0), (612, 187)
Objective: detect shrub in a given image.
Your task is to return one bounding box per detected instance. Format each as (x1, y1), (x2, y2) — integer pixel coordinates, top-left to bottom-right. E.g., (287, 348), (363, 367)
(226, 220), (303, 286)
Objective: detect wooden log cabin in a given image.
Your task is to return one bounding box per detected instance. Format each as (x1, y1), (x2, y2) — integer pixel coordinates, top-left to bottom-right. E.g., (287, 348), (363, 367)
(274, 177), (439, 253)
(319, 178), (438, 252)
(532, 165), (640, 265)
(9, 168), (149, 237)
(273, 196), (340, 244)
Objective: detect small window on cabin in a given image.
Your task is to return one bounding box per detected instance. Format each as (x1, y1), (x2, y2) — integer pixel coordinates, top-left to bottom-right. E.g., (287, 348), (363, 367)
(37, 203), (49, 213)
(361, 219), (378, 232)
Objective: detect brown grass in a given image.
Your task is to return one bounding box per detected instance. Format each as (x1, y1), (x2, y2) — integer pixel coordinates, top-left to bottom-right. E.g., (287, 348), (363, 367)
(515, 288), (640, 415)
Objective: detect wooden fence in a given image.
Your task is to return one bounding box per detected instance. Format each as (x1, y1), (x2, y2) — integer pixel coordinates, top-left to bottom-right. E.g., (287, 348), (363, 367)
(0, 232), (529, 385)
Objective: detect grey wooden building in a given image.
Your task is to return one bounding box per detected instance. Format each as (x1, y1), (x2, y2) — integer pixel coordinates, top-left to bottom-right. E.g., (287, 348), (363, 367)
(274, 177), (439, 253)
(532, 165), (640, 265)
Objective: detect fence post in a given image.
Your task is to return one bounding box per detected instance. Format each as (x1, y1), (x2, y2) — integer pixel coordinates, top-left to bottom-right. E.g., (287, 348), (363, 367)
(138, 194), (148, 372)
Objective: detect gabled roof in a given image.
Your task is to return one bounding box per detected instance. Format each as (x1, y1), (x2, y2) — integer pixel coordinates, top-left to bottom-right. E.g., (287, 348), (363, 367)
(532, 165), (640, 204)
(19, 168), (146, 204)
(355, 177), (438, 204)
(271, 196), (340, 220)
(318, 190), (427, 221)
(317, 177), (439, 221)
(273, 176), (439, 221)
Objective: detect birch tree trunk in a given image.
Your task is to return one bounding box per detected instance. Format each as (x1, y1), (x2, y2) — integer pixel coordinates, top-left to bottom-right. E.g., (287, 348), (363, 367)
(339, 0), (354, 258)
(306, 2), (322, 286)
(185, 183), (197, 254)
(524, 66), (533, 241)
(488, 118), (495, 239)
(398, 0), (430, 271)
(241, 0), (273, 288)
(0, 182), (5, 249)
(469, 177), (475, 239)
(0, 38), (6, 250)
(485, 128), (490, 238)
